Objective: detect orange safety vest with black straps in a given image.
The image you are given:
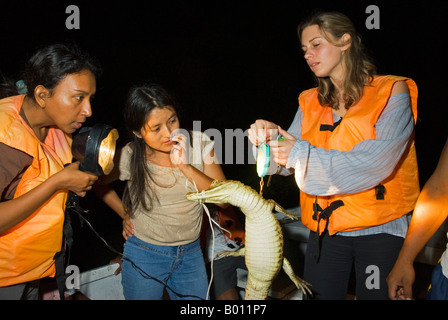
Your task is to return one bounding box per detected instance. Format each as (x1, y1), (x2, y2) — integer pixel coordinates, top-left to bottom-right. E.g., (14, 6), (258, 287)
(217, 205), (245, 247)
(0, 95), (72, 287)
(298, 75), (420, 236)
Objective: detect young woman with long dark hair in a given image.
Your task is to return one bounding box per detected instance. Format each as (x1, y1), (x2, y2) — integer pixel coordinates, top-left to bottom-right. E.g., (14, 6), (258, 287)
(97, 83), (226, 300)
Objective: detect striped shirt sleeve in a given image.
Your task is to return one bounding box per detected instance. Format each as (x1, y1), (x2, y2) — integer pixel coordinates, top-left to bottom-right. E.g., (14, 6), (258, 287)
(285, 93), (414, 196)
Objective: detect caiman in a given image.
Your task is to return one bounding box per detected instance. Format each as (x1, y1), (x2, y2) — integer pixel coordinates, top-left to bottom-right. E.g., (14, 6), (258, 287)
(186, 179), (312, 300)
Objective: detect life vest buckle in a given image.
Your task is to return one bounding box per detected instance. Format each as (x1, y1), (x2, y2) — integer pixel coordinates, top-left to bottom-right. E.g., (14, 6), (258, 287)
(312, 200), (344, 221)
(375, 184), (386, 200)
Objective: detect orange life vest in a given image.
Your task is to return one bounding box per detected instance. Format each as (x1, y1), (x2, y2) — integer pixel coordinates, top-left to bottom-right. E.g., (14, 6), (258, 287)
(0, 95), (72, 286)
(298, 75), (420, 235)
(217, 205), (245, 246)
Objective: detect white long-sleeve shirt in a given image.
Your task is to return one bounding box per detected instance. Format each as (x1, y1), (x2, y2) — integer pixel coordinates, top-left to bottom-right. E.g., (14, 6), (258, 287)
(282, 93), (415, 237)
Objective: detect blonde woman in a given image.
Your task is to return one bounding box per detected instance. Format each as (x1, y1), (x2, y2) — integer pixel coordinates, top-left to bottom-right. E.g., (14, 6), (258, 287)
(249, 11), (419, 299)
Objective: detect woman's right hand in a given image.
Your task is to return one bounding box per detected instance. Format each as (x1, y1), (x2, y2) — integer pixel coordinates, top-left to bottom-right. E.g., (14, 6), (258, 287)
(248, 119), (279, 146)
(54, 162), (98, 197)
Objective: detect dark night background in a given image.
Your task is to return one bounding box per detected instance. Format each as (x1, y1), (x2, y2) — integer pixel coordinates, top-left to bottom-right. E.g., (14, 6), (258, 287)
(1, 0), (447, 276)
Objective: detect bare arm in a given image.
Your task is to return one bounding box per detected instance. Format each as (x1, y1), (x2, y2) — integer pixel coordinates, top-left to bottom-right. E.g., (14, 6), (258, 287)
(93, 149), (126, 219)
(387, 137), (448, 299)
(172, 133), (227, 191)
(177, 148), (228, 210)
(171, 132), (228, 210)
(0, 162), (98, 234)
(178, 150), (226, 190)
(94, 184), (126, 218)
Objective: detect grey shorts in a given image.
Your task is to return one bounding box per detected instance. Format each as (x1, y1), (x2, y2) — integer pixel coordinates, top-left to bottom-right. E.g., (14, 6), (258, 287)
(0, 280), (39, 300)
(210, 256), (246, 298)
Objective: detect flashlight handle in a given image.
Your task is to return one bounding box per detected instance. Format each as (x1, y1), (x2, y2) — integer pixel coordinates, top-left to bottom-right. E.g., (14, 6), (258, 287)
(67, 191), (80, 204)
(63, 163), (82, 205)
(78, 162), (86, 172)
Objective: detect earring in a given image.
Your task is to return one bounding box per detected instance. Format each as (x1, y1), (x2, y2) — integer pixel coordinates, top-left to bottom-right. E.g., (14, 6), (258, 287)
(133, 131), (142, 139)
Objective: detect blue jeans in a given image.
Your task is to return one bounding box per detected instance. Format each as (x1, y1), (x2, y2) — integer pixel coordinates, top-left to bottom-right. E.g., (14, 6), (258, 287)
(121, 236), (208, 300)
(427, 262), (448, 300)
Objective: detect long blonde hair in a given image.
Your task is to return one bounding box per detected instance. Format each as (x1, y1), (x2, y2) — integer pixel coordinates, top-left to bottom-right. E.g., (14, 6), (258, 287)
(298, 11), (377, 110)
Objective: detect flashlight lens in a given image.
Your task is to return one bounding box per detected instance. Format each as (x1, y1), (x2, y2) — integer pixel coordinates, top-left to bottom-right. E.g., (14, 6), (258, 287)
(98, 129), (119, 175)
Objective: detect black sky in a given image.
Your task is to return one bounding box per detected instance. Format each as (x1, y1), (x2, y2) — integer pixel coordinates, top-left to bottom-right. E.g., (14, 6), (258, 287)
(1, 2), (446, 267)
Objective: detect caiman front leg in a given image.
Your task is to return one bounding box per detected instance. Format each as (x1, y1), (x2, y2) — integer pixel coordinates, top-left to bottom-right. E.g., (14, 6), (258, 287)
(272, 200), (299, 221)
(214, 247), (245, 260)
(282, 257), (313, 296)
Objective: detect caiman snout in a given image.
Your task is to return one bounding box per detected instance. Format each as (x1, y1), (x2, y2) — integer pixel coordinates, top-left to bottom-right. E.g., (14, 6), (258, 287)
(186, 180), (242, 204)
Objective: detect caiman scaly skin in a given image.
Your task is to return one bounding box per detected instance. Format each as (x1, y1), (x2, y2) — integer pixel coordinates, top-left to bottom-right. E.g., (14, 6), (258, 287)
(187, 180), (312, 300)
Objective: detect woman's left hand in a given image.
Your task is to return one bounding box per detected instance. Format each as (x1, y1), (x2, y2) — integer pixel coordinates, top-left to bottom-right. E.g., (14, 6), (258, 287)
(268, 126), (297, 167)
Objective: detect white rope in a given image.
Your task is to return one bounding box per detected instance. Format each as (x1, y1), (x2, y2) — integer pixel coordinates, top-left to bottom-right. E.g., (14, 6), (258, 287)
(185, 178), (231, 300)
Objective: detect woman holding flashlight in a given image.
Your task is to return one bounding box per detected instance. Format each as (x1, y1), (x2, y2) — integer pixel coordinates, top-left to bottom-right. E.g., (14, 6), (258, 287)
(0, 44), (100, 299)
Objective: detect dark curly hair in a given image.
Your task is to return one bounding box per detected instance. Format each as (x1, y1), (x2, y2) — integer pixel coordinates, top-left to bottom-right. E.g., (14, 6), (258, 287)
(0, 43), (101, 99)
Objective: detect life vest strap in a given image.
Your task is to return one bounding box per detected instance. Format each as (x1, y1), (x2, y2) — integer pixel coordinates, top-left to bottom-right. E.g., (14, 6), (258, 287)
(312, 200), (344, 221)
(375, 184), (386, 200)
(319, 117), (342, 132)
(54, 191), (83, 300)
(311, 199), (344, 261)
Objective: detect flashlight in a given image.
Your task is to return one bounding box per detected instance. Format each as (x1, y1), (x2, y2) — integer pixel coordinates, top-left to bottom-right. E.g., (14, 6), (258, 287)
(66, 123), (119, 205)
(71, 123), (119, 176)
(58, 123), (119, 301)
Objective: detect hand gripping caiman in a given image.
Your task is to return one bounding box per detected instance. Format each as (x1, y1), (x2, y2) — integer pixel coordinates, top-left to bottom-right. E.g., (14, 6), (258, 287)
(186, 180), (311, 300)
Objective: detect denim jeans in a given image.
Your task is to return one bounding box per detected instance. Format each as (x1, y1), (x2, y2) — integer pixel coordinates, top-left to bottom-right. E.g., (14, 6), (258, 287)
(121, 235), (208, 300)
